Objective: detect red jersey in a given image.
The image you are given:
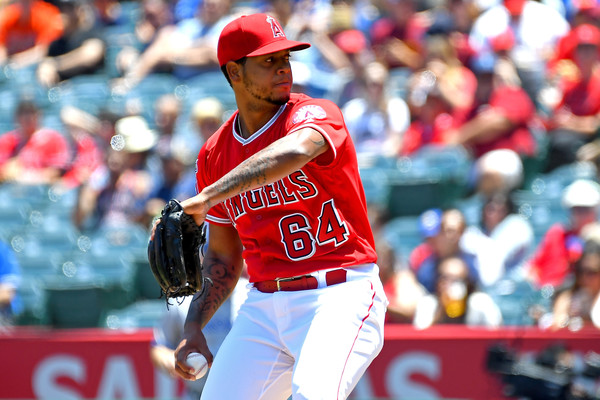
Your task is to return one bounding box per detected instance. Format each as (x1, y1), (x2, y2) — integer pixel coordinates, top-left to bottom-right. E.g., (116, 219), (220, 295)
(555, 71), (600, 117)
(529, 223), (582, 288)
(0, 128), (70, 170)
(195, 93), (377, 282)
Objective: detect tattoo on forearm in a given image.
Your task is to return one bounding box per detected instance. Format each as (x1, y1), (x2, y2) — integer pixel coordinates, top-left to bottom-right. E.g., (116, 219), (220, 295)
(214, 147), (275, 196)
(197, 256), (238, 317)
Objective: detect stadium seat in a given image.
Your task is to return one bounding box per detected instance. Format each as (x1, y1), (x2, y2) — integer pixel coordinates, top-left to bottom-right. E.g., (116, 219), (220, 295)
(71, 253), (137, 312)
(182, 71), (237, 112)
(15, 279), (46, 326)
(42, 276), (106, 328)
(385, 146), (472, 217)
(57, 75), (111, 115)
(455, 194), (485, 227)
(484, 276), (552, 326)
(15, 252), (64, 281)
(132, 255), (162, 301)
(381, 215), (424, 261)
(359, 167), (391, 208)
(88, 223), (149, 260)
(103, 299), (168, 330)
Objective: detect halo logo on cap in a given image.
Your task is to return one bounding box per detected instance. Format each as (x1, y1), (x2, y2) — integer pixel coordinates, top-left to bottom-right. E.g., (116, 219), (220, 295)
(267, 15), (285, 39)
(217, 13), (310, 67)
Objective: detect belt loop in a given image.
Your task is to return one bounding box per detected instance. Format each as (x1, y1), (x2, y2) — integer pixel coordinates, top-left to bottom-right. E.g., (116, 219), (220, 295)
(315, 269), (327, 289)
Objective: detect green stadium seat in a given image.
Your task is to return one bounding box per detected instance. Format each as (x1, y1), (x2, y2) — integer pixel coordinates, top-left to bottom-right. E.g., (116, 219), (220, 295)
(42, 276), (106, 328)
(385, 146), (472, 217)
(132, 255), (162, 301)
(71, 253), (137, 312)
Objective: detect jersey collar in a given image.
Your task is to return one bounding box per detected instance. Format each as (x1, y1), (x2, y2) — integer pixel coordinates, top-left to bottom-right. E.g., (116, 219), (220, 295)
(233, 104), (288, 145)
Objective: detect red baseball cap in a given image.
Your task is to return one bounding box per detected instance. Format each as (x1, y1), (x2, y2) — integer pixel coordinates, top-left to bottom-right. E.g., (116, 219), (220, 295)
(217, 13), (311, 67)
(574, 24), (600, 47)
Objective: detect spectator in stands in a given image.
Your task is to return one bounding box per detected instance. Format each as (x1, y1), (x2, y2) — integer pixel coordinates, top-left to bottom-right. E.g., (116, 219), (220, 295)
(0, 99), (71, 185)
(461, 191), (535, 288)
(445, 53), (539, 162)
(95, 108), (121, 146)
(401, 74), (459, 156)
(136, 0), (174, 47)
(72, 115), (158, 231)
(525, 179), (600, 289)
(409, 208), (481, 293)
(413, 255), (503, 329)
(369, 0), (427, 71)
(468, 0), (569, 105)
(189, 96), (224, 150)
(549, 239), (600, 330)
(399, 34), (477, 156)
(156, 96), (225, 204)
(143, 141), (195, 227)
(114, 0), (174, 77)
(36, 0), (105, 88)
(151, 278), (249, 399)
(472, 148), (524, 197)
(342, 61), (410, 157)
(115, 0), (232, 92)
(91, 0), (127, 27)
(424, 0), (477, 67)
(154, 94), (182, 156)
(58, 105), (104, 190)
(377, 237), (426, 323)
(544, 24), (600, 172)
(0, 0), (63, 69)
(0, 240), (21, 327)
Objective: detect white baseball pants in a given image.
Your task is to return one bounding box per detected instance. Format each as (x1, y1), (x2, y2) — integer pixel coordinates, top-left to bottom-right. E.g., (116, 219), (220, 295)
(200, 263), (388, 400)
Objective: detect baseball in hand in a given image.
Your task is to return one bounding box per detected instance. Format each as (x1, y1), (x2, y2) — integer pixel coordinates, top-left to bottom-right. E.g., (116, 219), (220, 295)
(185, 352), (209, 378)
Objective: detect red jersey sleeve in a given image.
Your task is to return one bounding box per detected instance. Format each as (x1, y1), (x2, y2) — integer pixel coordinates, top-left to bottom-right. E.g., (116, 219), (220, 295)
(286, 97), (348, 167)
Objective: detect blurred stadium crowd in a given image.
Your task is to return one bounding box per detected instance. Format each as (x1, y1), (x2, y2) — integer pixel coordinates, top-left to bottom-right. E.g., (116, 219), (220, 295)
(1, 0), (600, 332)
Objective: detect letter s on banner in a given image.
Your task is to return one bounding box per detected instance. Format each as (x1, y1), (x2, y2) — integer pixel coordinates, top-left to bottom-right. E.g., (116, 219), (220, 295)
(386, 351), (441, 400)
(33, 355), (85, 400)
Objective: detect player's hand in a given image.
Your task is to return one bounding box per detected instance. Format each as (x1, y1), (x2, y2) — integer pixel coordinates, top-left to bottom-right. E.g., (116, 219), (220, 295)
(173, 326), (214, 381)
(180, 194), (211, 227)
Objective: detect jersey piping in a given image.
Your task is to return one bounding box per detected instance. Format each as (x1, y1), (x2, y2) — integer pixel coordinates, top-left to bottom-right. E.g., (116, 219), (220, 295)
(233, 104), (288, 145)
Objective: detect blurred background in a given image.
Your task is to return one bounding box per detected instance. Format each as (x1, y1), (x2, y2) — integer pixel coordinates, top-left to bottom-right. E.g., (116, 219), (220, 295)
(1, 0), (600, 398)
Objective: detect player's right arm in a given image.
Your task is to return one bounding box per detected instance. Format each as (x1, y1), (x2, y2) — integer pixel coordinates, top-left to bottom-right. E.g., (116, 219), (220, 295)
(173, 222), (244, 380)
(181, 126), (329, 226)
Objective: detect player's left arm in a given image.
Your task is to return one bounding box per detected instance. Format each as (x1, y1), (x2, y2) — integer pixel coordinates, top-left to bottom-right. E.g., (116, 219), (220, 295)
(181, 127), (329, 224)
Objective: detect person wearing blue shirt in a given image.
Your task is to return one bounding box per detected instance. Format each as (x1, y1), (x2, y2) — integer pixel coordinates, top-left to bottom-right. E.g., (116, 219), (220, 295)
(0, 240), (22, 325)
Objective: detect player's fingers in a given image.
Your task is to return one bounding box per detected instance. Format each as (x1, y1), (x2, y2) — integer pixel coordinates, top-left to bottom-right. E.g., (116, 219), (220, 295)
(174, 363), (198, 381)
(174, 349), (198, 380)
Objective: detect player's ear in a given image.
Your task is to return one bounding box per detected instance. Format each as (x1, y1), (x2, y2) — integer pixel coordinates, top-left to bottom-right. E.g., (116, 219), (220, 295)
(226, 61), (242, 83)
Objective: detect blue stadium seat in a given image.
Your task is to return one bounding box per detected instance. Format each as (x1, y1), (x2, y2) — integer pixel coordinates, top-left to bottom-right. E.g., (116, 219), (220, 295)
(103, 299), (168, 330)
(381, 215), (424, 262)
(15, 279), (46, 326)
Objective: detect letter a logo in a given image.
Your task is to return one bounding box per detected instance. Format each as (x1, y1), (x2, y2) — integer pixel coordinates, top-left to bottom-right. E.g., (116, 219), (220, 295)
(266, 15), (285, 38)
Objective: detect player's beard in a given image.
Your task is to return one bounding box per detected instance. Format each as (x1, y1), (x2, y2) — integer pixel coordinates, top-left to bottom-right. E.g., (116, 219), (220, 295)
(243, 75), (290, 106)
